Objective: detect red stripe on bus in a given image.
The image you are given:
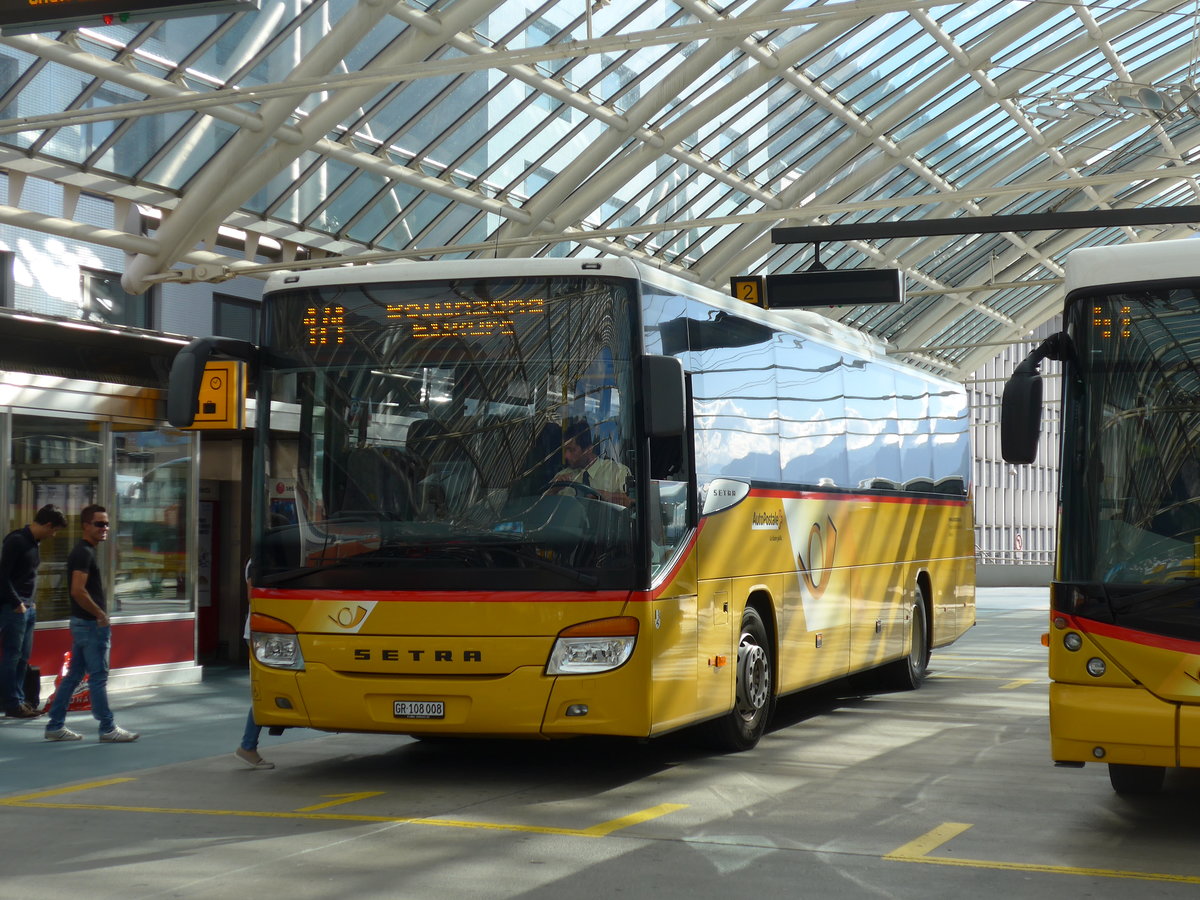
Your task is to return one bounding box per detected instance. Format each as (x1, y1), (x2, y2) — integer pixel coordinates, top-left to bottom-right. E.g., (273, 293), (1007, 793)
(751, 487), (967, 506)
(1065, 615), (1200, 655)
(649, 519), (706, 599)
(256, 588), (635, 603)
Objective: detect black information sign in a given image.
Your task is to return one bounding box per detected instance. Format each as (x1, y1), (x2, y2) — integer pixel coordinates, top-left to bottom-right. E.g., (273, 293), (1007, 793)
(1, 0), (257, 34)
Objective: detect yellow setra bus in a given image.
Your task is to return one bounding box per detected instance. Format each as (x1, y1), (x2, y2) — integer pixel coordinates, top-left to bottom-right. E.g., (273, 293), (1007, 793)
(1004, 238), (1200, 792)
(172, 258), (976, 750)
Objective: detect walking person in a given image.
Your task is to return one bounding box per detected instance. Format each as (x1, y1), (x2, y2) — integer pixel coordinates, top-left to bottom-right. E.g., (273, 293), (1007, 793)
(235, 560), (273, 769)
(0, 504), (67, 718)
(237, 701), (274, 768)
(44, 505), (139, 743)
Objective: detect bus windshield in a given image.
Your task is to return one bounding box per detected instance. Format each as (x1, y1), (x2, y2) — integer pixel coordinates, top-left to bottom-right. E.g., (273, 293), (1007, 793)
(255, 275), (641, 591)
(1061, 285), (1200, 629)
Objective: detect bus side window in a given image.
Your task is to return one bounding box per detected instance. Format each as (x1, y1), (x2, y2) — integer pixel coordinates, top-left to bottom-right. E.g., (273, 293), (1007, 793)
(649, 434), (683, 480)
(648, 432), (689, 570)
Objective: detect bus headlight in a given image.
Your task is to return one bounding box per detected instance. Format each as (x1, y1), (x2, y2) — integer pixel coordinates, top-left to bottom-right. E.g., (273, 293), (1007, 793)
(1086, 657), (1106, 677)
(250, 613), (306, 671)
(547, 616), (638, 675)
(1063, 632), (1083, 651)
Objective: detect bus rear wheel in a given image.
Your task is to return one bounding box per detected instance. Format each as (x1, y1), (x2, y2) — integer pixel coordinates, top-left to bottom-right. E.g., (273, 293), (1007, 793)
(884, 596), (929, 691)
(707, 606), (773, 752)
(1108, 763), (1165, 795)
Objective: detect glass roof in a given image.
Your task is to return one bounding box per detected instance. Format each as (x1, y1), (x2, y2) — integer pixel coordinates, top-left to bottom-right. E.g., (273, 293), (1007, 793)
(4, 0), (1200, 378)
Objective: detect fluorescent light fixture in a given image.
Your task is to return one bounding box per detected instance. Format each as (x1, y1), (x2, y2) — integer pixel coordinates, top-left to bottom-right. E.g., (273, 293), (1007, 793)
(1035, 105), (1071, 120)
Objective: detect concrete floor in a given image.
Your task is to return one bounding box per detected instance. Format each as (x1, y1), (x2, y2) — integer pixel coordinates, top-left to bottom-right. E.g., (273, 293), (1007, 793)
(3, 587), (1200, 899)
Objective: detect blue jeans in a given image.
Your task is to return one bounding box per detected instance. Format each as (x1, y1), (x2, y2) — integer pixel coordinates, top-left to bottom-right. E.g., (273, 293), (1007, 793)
(0, 601), (35, 709)
(241, 708), (262, 752)
(45, 617), (114, 734)
(240, 637), (262, 752)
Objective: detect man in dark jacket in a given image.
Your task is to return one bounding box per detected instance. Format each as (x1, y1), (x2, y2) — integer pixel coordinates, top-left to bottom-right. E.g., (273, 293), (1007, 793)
(0, 504), (67, 718)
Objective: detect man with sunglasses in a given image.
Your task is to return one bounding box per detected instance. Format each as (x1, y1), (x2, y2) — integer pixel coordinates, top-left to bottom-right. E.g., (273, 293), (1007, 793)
(44, 505), (139, 743)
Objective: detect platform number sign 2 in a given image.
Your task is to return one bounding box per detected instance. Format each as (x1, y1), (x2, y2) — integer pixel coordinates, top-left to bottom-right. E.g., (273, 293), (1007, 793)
(730, 275), (765, 308)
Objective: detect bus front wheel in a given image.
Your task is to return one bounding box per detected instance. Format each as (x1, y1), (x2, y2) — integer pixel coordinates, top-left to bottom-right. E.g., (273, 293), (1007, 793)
(707, 606), (774, 752)
(1108, 763), (1165, 795)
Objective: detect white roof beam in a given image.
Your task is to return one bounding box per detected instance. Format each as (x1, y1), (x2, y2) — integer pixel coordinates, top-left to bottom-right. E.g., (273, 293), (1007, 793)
(122, 0), (410, 292)
(0, 0), (962, 137)
(704, 0), (1172, 308)
(695, 1), (1065, 282)
(491, 0), (801, 252)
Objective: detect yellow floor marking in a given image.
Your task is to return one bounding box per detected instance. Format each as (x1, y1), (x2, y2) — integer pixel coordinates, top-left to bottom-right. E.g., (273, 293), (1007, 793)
(580, 803), (689, 837)
(2, 778), (135, 802)
(885, 822), (973, 859)
(296, 792), (385, 812)
(937, 655), (1045, 663)
(999, 679), (1037, 690)
(889, 823), (1200, 884)
(932, 674), (1045, 684)
(1, 781), (685, 838)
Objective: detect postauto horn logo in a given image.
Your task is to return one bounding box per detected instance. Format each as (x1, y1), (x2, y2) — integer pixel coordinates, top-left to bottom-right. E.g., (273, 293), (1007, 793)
(751, 509), (783, 530)
(327, 601), (377, 632)
(796, 516), (837, 600)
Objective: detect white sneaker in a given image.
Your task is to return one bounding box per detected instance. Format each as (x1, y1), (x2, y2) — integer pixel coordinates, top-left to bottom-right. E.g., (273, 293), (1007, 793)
(44, 727), (83, 742)
(235, 747), (275, 769)
(99, 726), (140, 743)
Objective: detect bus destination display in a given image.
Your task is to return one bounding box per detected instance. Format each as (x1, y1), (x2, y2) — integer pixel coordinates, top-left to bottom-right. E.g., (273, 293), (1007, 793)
(1092, 304), (1131, 340)
(303, 296), (546, 346)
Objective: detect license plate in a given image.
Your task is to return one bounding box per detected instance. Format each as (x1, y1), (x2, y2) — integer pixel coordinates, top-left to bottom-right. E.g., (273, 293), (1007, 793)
(394, 700), (444, 719)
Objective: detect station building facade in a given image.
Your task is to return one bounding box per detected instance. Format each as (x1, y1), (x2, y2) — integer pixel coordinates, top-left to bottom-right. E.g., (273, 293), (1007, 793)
(964, 321), (1062, 587)
(0, 177), (262, 688)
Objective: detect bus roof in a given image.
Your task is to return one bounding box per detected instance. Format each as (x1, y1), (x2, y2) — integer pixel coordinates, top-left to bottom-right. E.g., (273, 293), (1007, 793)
(262, 257), (645, 292)
(1066, 238), (1200, 296)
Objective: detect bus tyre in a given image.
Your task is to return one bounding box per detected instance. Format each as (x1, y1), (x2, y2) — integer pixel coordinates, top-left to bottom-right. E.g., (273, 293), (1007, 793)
(887, 598), (929, 691)
(1108, 763), (1165, 795)
(708, 606), (773, 752)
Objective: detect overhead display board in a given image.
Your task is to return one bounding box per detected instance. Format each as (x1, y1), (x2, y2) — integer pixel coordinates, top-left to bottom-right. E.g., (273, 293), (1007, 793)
(764, 269), (904, 309)
(0, 0), (257, 35)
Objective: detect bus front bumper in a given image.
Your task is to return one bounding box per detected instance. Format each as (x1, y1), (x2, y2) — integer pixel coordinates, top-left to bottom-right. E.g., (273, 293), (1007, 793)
(250, 662), (653, 738)
(1050, 682), (1177, 767)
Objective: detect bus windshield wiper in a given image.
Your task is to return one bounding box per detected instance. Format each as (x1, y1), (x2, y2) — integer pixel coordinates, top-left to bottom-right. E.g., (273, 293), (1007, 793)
(370, 538), (598, 586)
(482, 543), (598, 586)
(258, 556), (397, 586)
(259, 568), (319, 586)
(259, 538), (598, 587)
(1110, 578), (1200, 618)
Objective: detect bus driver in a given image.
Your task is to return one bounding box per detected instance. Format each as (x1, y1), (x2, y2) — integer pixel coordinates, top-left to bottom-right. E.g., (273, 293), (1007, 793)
(548, 419), (632, 508)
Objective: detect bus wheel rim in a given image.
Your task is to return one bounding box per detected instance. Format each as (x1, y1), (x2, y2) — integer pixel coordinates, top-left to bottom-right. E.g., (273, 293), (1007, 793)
(737, 642), (769, 715)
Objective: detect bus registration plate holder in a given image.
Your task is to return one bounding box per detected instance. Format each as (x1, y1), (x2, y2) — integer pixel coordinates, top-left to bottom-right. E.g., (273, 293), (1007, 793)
(394, 700), (445, 719)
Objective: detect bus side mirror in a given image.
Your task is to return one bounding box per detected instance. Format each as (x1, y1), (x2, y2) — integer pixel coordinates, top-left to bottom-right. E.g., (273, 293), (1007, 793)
(642, 355), (686, 438)
(167, 336), (257, 427)
(1000, 332), (1066, 465)
(1001, 366), (1043, 464)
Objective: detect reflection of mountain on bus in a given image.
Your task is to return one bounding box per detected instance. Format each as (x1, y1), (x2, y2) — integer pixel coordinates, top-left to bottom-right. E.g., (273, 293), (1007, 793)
(117, 457), (188, 599)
